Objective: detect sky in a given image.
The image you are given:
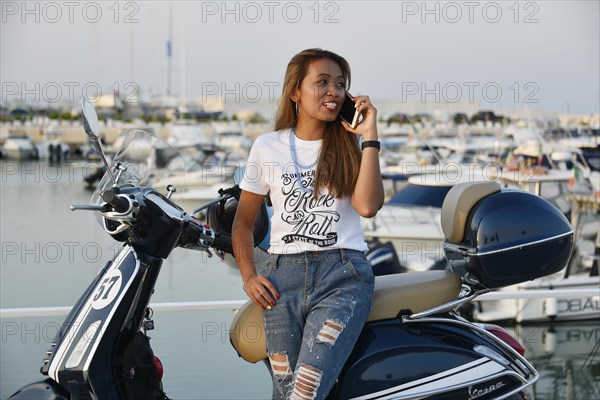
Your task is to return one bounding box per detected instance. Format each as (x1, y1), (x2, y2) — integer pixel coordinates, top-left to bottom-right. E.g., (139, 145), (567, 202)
(1, 0), (599, 116)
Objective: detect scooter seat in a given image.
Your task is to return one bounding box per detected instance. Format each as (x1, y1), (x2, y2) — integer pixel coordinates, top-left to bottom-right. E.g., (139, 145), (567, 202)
(230, 270), (461, 363)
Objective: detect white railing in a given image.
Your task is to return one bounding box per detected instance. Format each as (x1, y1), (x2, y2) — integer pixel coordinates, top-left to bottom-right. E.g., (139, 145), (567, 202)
(477, 288), (599, 301)
(1, 288), (598, 318)
(0, 300), (247, 318)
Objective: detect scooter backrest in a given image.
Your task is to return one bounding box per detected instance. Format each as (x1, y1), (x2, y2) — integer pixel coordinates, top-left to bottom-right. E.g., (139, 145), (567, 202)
(441, 181), (501, 243)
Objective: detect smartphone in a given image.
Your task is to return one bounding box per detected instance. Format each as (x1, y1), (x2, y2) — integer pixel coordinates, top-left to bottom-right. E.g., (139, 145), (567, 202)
(338, 92), (362, 129)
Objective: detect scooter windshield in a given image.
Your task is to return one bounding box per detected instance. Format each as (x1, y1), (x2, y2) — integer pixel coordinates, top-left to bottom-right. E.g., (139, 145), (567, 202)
(90, 129), (189, 211)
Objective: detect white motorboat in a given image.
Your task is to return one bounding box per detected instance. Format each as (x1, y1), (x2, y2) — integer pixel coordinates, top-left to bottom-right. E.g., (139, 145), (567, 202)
(498, 167), (596, 224)
(2, 136), (39, 160)
(211, 122), (253, 151)
(472, 273), (599, 323)
(152, 145), (244, 192)
(380, 134), (513, 196)
(166, 120), (211, 148)
(362, 168), (492, 271)
(42, 127), (71, 161)
(109, 128), (158, 162)
(176, 183), (230, 220)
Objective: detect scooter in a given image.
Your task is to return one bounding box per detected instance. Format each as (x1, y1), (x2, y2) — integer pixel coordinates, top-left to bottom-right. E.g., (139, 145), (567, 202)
(8, 100), (574, 400)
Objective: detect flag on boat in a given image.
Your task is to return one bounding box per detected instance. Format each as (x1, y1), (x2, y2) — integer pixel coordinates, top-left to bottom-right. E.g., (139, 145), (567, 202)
(569, 163), (580, 188)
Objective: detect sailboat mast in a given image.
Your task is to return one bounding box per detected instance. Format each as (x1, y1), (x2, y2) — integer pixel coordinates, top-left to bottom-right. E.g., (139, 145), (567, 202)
(167, 3), (173, 96)
(180, 20), (186, 101)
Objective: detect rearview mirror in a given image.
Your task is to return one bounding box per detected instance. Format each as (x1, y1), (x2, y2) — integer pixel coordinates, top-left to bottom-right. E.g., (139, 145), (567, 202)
(82, 98), (100, 141)
(81, 99), (116, 185)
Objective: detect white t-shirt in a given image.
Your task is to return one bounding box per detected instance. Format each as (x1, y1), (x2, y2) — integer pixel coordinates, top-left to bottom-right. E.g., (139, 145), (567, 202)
(240, 129), (368, 254)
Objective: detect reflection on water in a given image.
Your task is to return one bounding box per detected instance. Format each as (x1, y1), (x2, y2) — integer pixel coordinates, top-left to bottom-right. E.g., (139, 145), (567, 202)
(1, 161), (599, 398)
(510, 321), (600, 400)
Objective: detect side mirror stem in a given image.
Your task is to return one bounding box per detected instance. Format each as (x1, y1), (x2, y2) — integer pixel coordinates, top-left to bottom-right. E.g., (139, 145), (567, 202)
(82, 99), (117, 185)
(92, 137), (117, 185)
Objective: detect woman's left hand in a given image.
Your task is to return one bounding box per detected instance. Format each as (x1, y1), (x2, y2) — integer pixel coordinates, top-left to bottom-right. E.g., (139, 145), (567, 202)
(340, 95), (378, 141)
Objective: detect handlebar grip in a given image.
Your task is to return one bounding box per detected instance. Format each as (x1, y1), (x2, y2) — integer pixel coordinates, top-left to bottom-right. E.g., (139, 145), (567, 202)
(212, 232), (234, 254)
(101, 189), (130, 213)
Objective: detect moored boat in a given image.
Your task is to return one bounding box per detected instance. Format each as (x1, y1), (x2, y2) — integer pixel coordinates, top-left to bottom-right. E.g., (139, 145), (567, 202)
(1, 135), (39, 160)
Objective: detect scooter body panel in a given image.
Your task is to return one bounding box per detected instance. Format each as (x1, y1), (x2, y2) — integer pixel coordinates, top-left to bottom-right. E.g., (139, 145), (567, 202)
(8, 378), (69, 400)
(335, 317), (533, 399)
(41, 245), (143, 398)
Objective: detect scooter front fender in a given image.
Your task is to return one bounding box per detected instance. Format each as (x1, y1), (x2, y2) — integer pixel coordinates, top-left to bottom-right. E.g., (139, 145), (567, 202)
(8, 378), (69, 400)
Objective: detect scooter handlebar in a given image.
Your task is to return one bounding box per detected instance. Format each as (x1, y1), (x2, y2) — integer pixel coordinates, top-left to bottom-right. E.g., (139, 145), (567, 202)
(101, 188), (130, 213)
(212, 232), (234, 254)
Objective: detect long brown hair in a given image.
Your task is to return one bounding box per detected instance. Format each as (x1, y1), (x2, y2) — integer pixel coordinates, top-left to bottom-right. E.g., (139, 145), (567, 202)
(274, 48), (362, 199)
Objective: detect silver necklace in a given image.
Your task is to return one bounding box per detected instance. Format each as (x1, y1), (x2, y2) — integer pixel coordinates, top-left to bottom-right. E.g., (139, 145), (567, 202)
(289, 127), (319, 192)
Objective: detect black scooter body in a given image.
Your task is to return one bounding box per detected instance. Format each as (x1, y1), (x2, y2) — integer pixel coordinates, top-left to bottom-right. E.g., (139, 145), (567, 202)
(8, 379), (69, 400)
(11, 246), (163, 399)
(334, 317), (527, 399)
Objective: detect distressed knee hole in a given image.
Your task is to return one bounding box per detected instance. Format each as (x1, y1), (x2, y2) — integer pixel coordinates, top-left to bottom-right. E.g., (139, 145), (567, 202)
(268, 353), (292, 377)
(291, 365), (322, 400)
(316, 320), (344, 346)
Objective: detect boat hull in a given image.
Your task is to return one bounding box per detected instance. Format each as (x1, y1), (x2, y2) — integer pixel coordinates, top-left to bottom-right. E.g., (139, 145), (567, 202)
(473, 275), (600, 323)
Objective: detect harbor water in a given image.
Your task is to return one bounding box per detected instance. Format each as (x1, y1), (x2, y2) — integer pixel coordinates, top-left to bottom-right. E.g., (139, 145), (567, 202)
(1, 160), (599, 399)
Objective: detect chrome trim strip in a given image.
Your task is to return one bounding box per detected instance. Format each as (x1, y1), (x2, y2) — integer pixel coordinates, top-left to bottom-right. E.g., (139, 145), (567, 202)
(469, 230), (573, 257)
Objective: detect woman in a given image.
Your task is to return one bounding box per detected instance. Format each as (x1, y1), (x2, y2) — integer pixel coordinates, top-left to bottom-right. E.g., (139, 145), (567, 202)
(232, 48), (384, 400)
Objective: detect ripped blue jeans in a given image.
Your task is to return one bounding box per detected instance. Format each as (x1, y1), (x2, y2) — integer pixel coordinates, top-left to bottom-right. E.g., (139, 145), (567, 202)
(262, 248), (375, 400)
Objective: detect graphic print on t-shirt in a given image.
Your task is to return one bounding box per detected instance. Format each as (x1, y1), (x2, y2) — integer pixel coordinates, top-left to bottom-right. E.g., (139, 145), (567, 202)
(280, 170), (340, 247)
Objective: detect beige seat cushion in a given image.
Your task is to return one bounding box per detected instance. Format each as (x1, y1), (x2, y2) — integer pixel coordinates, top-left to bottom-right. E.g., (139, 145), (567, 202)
(441, 181), (501, 243)
(230, 270), (461, 363)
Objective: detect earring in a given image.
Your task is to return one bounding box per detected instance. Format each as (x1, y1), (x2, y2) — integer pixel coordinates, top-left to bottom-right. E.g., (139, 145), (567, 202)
(295, 101), (299, 117)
